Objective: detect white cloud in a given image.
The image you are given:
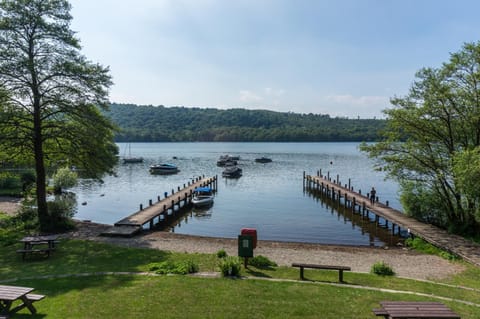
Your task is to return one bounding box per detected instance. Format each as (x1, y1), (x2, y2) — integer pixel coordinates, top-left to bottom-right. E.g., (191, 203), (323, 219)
(239, 90), (263, 103)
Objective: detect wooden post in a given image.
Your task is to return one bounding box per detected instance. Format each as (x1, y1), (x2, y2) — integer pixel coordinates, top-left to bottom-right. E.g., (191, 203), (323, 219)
(149, 199), (152, 206)
(348, 178), (351, 190)
(139, 204), (143, 210)
(352, 197), (356, 212)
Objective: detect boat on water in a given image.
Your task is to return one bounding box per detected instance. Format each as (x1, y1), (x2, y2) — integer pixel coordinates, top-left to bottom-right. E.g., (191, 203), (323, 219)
(123, 143), (144, 163)
(255, 157), (272, 163)
(192, 186), (214, 207)
(217, 155), (238, 166)
(222, 164), (242, 178)
(149, 163), (179, 175)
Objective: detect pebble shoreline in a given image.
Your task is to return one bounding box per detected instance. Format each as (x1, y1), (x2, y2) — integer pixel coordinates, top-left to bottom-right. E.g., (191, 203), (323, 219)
(0, 197), (466, 281)
(66, 220), (465, 281)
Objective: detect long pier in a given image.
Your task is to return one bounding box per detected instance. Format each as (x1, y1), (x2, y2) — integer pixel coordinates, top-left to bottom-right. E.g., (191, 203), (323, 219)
(102, 176), (217, 237)
(304, 171), (480, 267)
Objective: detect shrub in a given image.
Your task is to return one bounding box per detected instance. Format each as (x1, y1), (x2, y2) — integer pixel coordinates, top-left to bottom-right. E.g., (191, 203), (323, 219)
(52, 167), (78, 194)
(405, 237), (459, 261)
(247, 255), (277, 268)
(216, 249), (227, 258)
(371, 261), (395, 276)
(218, 256), (242, 277)
(148, 260), (199, 275)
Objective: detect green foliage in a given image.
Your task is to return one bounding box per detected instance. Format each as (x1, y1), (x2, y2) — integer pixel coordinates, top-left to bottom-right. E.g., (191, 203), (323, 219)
(371, 261), (395, 276)
(106, 103), (385, 142)
(247, 255), (278, 268)
(405, 237), (460, 261)
(52, 167), (78, 193)
(43, 195), (76, 232)
(0, 172), (20, 190)
(218, 256), (242, 277)
(148, 260), (199, 275)
(0, 207), (37, 246)
(216, 249), (227, 258)
(20, 170), (36, 192)
(361, 42), (480, 235)
(0, 0), (117, 231)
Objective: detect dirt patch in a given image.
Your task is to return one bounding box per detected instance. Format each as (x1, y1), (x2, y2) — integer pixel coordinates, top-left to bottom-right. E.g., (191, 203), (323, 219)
(0, 196), (22, 216)
(63, 220), (466, 281)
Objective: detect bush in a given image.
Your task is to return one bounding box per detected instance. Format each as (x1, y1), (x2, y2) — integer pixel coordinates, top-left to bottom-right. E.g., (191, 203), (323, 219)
(247, 255), (277, 268)
(148, 260), (199, 275)
(218, 256), (242, 277)
(52, 167), (78, 194)
(371, 261), (395, 276)
(216, 249), (227, 258)
(405, 237), (459, 261)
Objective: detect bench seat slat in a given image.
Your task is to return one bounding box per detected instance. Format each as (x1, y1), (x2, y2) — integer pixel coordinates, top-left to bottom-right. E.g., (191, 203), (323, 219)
(291, 263), (351, 282)
(26, 293), (45, 301)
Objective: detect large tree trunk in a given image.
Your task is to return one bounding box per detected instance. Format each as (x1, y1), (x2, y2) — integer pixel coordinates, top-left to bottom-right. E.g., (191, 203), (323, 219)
(33, 105), (49, 232)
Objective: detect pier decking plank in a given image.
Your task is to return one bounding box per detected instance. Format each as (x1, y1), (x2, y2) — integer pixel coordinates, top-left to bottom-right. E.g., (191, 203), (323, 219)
(305, 173), (480, 267)
(102, 177), (216, 237)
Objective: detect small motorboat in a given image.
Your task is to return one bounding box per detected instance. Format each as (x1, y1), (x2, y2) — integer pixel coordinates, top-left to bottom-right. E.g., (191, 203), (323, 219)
(222, 165), (242, 178)
(255, 157), (272, 163)
(217, 155), (237, 166)
(149, 163), (179, 175)
(192, 186), (214, 207)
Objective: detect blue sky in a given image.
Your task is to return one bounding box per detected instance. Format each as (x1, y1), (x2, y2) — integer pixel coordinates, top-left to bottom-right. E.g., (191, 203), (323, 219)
(69, 0), (480, 118)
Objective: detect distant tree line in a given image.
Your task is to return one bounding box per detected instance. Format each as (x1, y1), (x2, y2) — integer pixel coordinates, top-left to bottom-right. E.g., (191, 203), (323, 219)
(105, 103), (386, 142)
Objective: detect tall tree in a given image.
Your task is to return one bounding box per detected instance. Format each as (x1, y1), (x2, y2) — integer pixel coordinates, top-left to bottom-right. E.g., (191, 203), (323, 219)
(0, 0), (118, 231)
(361, 42), (480, 235)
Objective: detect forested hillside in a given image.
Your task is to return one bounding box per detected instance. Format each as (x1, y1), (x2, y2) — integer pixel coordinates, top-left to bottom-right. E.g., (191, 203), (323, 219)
(105, 103), (385, 142)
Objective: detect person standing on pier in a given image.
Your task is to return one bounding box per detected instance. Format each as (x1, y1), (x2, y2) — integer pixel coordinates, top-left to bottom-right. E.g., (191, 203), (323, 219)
(370, 187), (376, 205)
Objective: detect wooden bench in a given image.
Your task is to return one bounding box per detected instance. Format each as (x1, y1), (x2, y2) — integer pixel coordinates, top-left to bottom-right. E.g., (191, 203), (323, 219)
(373, 301), (461, 318)
(292, 263), (351, 282)
(16, 248), (52, 260)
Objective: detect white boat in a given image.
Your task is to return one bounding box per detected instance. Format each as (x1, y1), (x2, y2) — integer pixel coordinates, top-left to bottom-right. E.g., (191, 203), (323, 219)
(123, 143), (144, 163)
(222, 165), (242, 178)
(192, 187), (214, 207)
(149, 163), (179, 175)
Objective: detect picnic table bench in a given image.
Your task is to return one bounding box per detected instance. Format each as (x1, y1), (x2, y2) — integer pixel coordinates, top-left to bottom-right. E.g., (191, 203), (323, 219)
(16, 234), (59, 260)
(373, 301), (460, 319)
(291, 263), (351, 282)
(0, 285), (45, 316)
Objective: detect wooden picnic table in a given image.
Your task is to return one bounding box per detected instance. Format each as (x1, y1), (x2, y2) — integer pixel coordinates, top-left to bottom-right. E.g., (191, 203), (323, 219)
(17, 234), (59, 260)
(373, 301), (461, 319)
(0, 285), (44, 316)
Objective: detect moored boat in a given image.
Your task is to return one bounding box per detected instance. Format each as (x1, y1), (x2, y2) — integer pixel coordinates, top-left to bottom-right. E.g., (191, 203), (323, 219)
(217, 155), (238, 166)
(255, 157), (272, 163)
(123, 157), (144, 164)
(222, 165), (242, 178)
(192, 186), (214, 207)
(149, 163), (179, 175)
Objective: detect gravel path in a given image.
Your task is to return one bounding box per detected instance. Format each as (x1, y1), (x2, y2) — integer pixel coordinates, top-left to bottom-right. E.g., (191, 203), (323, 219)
(66, 221), (466, 281)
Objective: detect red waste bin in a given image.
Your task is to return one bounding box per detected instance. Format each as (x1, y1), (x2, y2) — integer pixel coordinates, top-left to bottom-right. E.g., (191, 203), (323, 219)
(241, 228), (257, 249)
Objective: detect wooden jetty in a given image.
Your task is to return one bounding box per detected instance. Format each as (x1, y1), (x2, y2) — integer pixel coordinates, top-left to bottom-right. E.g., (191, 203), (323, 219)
(102, 176), (217, 237)
(304, 170), (480, 267)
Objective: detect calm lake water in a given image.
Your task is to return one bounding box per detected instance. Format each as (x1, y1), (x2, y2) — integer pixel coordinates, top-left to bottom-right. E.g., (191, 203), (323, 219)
(71, 142), (403, 246)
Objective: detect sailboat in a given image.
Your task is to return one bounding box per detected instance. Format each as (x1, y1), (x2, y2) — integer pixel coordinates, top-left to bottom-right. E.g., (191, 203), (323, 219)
(123, 143), (144, 164)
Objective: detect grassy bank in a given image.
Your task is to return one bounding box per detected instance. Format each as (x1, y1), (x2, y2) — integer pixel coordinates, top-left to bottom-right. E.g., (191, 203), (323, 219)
(1, 239), (479, 318)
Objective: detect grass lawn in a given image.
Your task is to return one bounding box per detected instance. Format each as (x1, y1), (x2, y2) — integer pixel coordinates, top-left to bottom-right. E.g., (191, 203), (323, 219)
(1, 239), (479, 318)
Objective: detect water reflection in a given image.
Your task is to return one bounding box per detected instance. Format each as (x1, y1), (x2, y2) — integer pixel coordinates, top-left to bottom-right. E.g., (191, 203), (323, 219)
(304, 187), (406, 247)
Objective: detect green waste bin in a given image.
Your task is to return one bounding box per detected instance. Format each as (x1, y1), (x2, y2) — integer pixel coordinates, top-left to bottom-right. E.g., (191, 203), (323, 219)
(238, 235), (254, 258)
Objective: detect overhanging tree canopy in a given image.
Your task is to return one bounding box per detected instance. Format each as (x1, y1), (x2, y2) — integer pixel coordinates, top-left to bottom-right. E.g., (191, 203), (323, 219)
(0, 0), (118, 231)
(361, 42), (480, 235)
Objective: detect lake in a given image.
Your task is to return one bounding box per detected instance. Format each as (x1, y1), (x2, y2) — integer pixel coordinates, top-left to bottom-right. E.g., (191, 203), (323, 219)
(71, 142), (403, 246)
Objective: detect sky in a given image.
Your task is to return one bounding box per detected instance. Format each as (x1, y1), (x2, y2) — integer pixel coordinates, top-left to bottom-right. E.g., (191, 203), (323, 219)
(69, 0), (480, 118)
